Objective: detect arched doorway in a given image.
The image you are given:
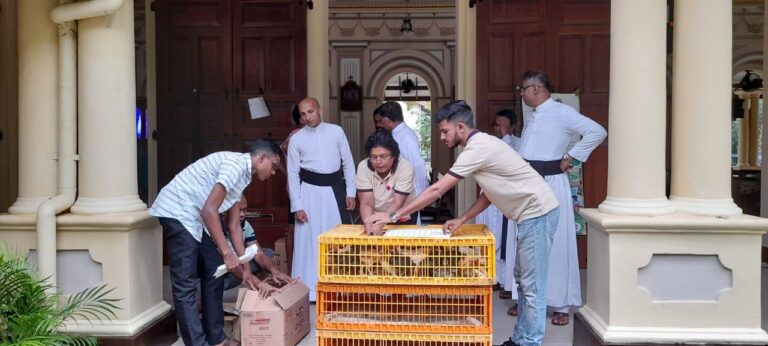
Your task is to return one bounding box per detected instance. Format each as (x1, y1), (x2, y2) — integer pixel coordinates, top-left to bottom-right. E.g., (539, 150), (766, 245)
(382, 72), (433, 173)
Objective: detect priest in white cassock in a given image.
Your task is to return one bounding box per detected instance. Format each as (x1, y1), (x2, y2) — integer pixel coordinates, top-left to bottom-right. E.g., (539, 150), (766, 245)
(373, 102), (429, 217)
(517, 70), (606, 326)
(476, 109), (522, 306)
(287, 97), (356, 301)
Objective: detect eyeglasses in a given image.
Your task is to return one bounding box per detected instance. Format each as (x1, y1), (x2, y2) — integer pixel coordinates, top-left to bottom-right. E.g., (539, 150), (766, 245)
(517, 84), (538, 93)
(369, 154), (392, 162)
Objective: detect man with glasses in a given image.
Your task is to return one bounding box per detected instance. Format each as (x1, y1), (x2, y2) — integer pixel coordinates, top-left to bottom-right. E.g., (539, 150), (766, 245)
(149, 139), (283, 346)
(517, 70), (607, 326)
(366, 100), (559, 346)
(287, 97), (356, 301)
(356, 131), (417, 236)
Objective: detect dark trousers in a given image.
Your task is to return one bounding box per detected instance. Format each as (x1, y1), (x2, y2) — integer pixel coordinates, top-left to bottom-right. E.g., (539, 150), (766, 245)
(160, 218), (226, 346)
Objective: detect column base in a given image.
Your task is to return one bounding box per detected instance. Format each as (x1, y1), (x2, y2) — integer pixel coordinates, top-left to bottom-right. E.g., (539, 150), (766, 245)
(0, 210), (166, 337)
(669, 195), (742, 217)
(71, 195), (147, 214)
(8, 196), (50, 214)
(598, 196), (675, 216)
(578, 305), (768, 345)
(580, 209), (768, 345)
(61, 301), (171, 336)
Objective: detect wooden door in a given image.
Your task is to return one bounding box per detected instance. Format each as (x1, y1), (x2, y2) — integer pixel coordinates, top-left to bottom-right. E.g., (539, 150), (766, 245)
(476, 0), (610, 268)
(157, 0), (233, 186)
(157, 0), (306, 249)
(0, 0), (18, 212)
(232, 0), (306, 247)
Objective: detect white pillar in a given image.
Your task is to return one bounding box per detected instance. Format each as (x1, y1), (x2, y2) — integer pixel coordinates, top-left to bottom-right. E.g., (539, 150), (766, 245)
(8, 0), (59, 214)
(307, 0), (329, 115)
(598, 0), (672, 216)
(70, 0), (146, 214)
(747, 93), (759, 167)
(455, 0), (477, 218)
(669, 0), (741, 216)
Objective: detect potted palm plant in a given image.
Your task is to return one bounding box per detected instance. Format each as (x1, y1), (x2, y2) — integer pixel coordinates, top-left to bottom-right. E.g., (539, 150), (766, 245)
(0, 246), (120, 345)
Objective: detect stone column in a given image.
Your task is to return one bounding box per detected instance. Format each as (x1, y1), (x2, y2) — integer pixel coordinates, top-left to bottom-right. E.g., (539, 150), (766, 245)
(70, 0), (146, 214)
(454, 0), (477, 218)
(307, 0), (329, 116)
(747, 93), (759, 167)
(8, 0), (58, 214)
(735, 92), (749, 169)
(598, 0), (672, 216)
(669, 0), (741, 216)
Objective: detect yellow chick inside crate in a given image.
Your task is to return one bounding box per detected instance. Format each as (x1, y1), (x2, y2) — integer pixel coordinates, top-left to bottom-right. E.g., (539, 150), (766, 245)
(318, 224), (496, 285)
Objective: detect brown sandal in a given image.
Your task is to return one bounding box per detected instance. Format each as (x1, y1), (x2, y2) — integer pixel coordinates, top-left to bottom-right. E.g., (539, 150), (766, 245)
(551, 312), (570, 326)
(506, 303), (518, 316)
(499, 290), (512, 299)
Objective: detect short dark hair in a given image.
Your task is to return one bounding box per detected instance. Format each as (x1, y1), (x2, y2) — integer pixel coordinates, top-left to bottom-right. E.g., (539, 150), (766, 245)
(521, 70), (552, 91)
(249, 139), (282, 160)
(434, 100), (475, 128)
(291, 105), (301, 126)
(373, 104), (383, 117)
(364, 130), (400, 159)
(377, 101), (404, 123)
(496, 109), (518, 124)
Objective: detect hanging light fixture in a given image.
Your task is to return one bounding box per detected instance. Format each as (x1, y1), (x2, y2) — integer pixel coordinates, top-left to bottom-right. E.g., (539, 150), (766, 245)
(401, 14), (413, 33)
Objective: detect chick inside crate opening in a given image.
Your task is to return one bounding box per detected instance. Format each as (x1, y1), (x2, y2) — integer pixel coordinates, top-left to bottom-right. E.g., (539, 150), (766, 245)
(318, 224), (496, 285)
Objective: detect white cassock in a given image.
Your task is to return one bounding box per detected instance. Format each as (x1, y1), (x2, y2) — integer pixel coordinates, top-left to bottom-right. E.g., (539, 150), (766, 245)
(287, 122), (356, 301)
(391, 122), (429, 224)
(475, 134), (521, 297)
(517, 97), (606, 311)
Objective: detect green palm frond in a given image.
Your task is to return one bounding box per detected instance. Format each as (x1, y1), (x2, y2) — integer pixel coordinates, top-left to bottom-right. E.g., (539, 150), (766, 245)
(0, 244), (121, 346)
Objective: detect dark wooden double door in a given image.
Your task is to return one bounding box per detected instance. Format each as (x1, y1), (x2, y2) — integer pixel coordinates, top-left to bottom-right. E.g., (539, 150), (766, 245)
(476, 0), (611, 268)
(156, 0), (306, 248)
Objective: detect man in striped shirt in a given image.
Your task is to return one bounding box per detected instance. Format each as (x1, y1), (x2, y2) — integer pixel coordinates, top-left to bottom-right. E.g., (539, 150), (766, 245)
(149, 139), (282, 346)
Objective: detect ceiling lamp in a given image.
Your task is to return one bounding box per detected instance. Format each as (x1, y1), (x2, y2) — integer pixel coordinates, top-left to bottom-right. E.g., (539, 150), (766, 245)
(400, 14), (413, 33)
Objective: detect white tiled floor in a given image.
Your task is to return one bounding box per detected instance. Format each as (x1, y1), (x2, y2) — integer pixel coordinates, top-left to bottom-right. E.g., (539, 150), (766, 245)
(168, 266), (768, 346)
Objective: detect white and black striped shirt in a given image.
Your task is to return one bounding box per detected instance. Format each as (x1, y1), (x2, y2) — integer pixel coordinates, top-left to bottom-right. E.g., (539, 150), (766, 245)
(149, 152), (253, 242)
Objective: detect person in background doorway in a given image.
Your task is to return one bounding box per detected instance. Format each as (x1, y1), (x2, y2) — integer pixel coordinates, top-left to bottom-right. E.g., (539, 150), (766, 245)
(478, 108), (523, 307)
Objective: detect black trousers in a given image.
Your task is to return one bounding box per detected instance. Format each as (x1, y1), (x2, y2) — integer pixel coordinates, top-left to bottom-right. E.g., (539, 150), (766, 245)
(160, 217), (225, 346)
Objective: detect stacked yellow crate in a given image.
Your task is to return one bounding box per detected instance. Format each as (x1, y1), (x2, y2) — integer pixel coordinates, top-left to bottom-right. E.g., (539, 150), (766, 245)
(316, 224), (496, 346)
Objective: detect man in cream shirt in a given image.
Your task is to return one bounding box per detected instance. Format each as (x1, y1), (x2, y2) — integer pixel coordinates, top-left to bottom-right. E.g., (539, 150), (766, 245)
(366, 100), (559, 346)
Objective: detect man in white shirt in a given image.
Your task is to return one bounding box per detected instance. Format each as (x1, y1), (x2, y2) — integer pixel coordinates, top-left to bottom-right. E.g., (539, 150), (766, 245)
(367, 100), (559, 346)
(149, 140), (282, 346)
(287, 97), (356, 301)
(374, 102), (429, 207)
(517, 70), (607, 326)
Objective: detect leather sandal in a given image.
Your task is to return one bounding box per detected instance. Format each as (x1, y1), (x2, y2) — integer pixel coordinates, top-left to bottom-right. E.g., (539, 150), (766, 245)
(551, 312), (570, 326)
(506, 303), (518, 316)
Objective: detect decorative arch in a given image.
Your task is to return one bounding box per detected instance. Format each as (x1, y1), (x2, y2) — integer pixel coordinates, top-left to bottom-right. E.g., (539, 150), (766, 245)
(367, 51), (448, 99)
(732, 51), (764, 84)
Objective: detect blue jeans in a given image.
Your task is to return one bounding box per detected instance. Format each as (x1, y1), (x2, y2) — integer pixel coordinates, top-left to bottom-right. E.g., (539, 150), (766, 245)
(512, 208), (559, 346)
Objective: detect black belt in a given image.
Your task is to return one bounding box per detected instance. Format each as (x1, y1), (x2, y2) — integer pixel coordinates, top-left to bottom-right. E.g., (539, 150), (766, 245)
(299, 168), (352, 224)
(526, 159), (564, 177)
(500, 216), (509, 260)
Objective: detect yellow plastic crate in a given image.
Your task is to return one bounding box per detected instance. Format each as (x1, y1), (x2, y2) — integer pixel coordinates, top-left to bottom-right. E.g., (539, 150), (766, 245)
(316, 330), (492, 346)
(316, 283), (492, 334)
(318, 224), (495, 285)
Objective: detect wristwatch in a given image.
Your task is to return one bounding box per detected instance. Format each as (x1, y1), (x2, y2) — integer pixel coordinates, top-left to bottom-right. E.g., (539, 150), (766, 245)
(389, 211), (399, 223)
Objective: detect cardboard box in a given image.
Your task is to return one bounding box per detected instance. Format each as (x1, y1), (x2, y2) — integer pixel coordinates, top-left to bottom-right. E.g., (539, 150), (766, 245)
(234, 281), (310, 346)
(272, 237), (289, 274)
